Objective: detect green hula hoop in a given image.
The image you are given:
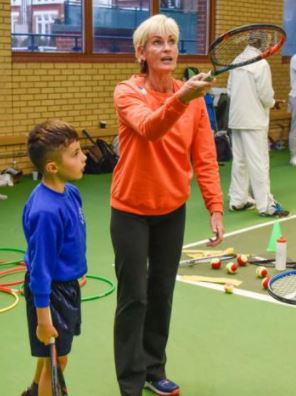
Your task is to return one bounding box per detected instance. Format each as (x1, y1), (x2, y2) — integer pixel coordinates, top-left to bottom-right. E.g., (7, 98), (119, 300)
(0, 248), (26, 266)
(82, 274), (115, 302)
(17, 274), (115, 302)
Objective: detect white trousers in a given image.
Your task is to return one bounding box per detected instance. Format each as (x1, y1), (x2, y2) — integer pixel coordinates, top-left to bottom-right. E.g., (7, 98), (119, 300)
(288, 96), (296, 158)
(229, 128), (275, 214)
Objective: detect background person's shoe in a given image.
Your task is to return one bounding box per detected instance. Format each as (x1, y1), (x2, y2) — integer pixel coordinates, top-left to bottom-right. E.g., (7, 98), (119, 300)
(260, 202), (289, 218)
(21, 389), (33, 396)
(145, 379), (180, 396)
(290, 156), (296, 166)
(21, 383), (38, 396)
(0, 193), (8, 200)
(229, 201), (255, 211)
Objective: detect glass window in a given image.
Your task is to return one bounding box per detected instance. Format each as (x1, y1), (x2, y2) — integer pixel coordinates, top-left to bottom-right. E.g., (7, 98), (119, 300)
(11, 0), (83, 52)
(92, 0), (150, 54)
(283, 0), (296, 56)
(160, 0), (209, 55)
(11, 0), (213, 58)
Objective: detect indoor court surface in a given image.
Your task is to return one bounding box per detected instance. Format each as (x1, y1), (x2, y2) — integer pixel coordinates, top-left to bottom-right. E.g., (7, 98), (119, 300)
(1, 149), (296, 396)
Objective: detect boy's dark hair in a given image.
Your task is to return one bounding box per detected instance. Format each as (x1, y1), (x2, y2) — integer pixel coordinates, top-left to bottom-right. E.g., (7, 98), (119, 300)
(28, 119), (79, 172)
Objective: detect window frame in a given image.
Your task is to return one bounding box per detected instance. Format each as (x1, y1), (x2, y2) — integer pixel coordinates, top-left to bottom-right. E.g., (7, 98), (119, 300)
(12, 0), (216, 63)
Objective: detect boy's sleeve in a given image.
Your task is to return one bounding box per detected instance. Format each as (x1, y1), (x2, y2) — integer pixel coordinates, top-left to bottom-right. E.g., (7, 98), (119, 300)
(28, 210), (64, 307)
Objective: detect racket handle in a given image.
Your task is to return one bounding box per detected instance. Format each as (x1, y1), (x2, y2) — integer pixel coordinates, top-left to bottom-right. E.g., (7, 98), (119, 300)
(48, 310), (56, 345)
(203, 70), (214, 81)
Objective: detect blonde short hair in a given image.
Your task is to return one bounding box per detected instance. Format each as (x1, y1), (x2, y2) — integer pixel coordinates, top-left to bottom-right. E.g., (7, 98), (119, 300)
(133, 14), (180, 56)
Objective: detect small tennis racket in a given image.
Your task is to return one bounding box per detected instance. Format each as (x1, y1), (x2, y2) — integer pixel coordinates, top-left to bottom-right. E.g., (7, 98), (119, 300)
(49, 313), (68, 396)
(268, 270), (296, 304)
(204, 24), (286, 80)
(248, 255), (296, 268)
(180, 253), (236, 267)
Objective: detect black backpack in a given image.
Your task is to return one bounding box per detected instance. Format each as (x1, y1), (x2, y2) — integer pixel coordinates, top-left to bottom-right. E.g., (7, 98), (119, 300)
(214, 131), (232, 162)
(83, 129), (119, 174)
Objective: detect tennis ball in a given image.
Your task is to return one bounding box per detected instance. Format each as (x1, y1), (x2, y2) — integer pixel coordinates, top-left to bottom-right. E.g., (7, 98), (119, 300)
(226, 262), (238, 274)
(237, 254), (248, 266)
(211, 258), (222, 269)
(256, 266), (268, 278)
(261, 276), (270, 289)
(224, 283), (234, 294)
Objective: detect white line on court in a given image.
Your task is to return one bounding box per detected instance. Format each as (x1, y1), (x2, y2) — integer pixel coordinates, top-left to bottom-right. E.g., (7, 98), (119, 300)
(183, 214), (296, 248)
(179, 215), (296, 305)
(176, 276), (295, 308)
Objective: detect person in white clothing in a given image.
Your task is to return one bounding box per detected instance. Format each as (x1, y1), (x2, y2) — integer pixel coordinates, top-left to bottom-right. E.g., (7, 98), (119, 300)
(227, 34), (289, 217)
(288, 54), (296, 166)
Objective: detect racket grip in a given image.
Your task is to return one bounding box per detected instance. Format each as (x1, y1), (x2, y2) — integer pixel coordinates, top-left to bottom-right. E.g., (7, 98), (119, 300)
(203, 70), (214, 81)
(48, 311), (56, 345)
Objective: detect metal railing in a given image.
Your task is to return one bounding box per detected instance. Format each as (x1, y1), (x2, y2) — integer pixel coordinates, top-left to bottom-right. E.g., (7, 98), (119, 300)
(12, 32), (199, 54)
(12, 32), (82, 52)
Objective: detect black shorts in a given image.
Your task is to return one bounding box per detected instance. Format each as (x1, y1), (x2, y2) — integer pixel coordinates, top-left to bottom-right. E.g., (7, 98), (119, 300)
(24, 272), (81, 357)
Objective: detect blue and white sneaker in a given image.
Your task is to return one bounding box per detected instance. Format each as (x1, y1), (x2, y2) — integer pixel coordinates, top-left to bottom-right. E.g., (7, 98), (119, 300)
(260, 202), (289, 218)
(145, 379), (180, 395)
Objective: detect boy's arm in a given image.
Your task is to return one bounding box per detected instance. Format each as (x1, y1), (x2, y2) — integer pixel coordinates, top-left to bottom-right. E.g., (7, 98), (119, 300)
(36, 307), (58, 345)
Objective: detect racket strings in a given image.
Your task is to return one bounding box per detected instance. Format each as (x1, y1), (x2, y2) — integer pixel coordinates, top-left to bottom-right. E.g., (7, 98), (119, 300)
(271, 274), (296, 299)
(210, 29), (282, 67)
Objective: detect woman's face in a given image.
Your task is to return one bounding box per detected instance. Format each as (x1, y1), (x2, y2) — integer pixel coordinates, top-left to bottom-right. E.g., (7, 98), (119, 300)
(141, 31), (178, 75)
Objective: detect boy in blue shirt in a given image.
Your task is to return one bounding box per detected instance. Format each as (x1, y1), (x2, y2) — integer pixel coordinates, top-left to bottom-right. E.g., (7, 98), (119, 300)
(21, 119), (87, 396)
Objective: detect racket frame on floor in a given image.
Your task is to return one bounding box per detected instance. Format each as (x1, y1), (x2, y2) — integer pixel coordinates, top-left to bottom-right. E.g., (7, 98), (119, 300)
(180, 254), (236, 267)
(268, 270), (296, 304)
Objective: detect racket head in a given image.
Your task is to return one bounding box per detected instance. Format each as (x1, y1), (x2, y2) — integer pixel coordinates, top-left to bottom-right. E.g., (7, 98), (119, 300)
(209, 24), (286, 76)
(268, 270), (296, 305)
(49, 341), (68, 396)
(57, 364), (68, 396)
(49, 342), (60, 396)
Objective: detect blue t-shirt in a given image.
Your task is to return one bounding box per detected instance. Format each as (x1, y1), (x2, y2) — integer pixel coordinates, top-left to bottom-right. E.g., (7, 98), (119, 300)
(22, 183), (87, 307)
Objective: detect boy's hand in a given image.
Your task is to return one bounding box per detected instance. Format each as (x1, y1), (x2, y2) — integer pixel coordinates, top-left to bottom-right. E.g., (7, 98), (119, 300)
(36, 322), (58, 345)
(36, 306), (59, 345)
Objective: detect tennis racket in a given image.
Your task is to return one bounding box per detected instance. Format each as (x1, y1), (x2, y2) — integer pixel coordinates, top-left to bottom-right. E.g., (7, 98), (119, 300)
(204, 24), (286, 80)
(49, 313), (68, 396)
(180, 253), (236, 267)
(268, 270), (296, 304)
(248, 255), (296, 268)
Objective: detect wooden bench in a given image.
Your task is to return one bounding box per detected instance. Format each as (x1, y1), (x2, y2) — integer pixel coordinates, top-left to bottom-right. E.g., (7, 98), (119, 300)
(269, 109), (291, 143)
(0, 126), (118, 147)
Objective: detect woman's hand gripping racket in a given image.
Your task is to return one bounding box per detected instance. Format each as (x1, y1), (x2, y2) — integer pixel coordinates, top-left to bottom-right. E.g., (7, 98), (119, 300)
(49, 312), (68, 396)
(204, 24), (286, 81)
(268, 270), (296, 305)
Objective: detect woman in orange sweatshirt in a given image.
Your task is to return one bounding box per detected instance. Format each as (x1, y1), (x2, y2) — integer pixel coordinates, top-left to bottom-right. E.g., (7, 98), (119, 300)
(110, 14), (224, 396)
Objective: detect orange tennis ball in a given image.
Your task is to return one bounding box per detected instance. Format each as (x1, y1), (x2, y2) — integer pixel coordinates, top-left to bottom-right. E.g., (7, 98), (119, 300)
(256, 266), (268, 278)
(211, 258), (222, 269)
(224, 283), (234, 294)
(261, 276), (270, 289)
(237, 254), (248, 266)
(226, 262), (238, 274)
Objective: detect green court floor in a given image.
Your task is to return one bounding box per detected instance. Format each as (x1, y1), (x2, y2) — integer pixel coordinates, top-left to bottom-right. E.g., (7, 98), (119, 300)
(1, 149), (296, 396)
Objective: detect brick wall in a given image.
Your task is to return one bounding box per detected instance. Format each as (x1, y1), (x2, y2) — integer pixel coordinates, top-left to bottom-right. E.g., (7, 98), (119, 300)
(0, 0), (290, 174)
(0, 0), (13, 136)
